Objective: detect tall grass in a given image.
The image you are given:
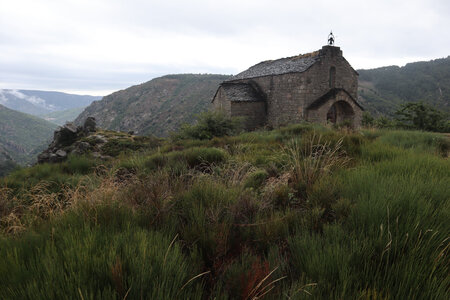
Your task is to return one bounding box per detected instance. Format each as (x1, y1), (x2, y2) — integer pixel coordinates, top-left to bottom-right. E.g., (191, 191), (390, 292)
(0, 224), (205, 299)
(284, 132), (350, 195)
(288, 144), (450, 299)
(0, 126), (448, 299)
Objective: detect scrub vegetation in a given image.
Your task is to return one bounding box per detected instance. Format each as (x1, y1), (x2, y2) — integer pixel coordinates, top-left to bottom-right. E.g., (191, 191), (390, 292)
(0, 118), (448, 299)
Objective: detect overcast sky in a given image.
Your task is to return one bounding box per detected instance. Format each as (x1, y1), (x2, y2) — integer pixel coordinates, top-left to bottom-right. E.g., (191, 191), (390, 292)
(1, 0), (449, 96)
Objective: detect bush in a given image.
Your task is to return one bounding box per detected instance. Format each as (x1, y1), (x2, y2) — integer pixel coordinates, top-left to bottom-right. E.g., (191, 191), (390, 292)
(395, 102), (450, 132)
(182, 147), (227, 168)
(243, 169), (269, 190)
(101, 136), (160, 157)
(175, 111), (243, 140)
(62, 155), (97, 175)
(361, 111), (375, 127)
(145, 147), (227, 172)
(373, 116), (398, 129)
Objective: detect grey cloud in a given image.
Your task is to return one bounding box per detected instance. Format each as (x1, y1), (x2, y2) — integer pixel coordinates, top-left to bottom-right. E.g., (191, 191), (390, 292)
(0, 0), (449, 94)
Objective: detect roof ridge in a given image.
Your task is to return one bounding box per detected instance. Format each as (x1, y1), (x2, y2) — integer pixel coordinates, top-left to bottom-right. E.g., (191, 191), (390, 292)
(226, 49), (321, 82)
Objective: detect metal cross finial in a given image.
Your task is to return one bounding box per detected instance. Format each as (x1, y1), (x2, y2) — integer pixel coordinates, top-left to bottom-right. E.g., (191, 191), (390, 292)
(328, 31), (335, 46)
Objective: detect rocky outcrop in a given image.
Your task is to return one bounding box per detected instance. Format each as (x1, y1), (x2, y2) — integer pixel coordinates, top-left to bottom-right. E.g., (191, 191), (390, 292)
(38, 117), (108, 164)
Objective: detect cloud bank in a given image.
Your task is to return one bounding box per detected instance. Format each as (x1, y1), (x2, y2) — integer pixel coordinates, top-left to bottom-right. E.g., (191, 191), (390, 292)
(0, 0), (449, 95)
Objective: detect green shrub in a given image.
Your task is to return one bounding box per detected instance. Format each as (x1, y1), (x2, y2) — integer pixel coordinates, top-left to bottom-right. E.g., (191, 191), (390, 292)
(361, 111), (375, 127)
(145, 147), (226, 172)
(395, 102), (450, 132)
(62, 155), (97, 175)
(144, 153), (168, 170)
(243, 169), (268, 189)
(101, 136), (160, 157)
(182, 147), (227, 168)
(175, 111), (243, 140)
(373, 116), (398, 129)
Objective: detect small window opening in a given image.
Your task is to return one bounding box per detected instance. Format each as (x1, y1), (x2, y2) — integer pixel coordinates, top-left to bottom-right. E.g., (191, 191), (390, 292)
(329, 67), (336, 88)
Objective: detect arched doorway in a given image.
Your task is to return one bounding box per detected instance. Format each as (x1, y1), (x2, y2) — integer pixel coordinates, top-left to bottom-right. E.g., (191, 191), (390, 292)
(326, 100), (355, 126)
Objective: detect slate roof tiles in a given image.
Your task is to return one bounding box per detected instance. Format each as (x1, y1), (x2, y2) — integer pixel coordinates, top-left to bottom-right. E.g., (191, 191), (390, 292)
(227, 51), (320, 81)
(221, 83), (263, 102)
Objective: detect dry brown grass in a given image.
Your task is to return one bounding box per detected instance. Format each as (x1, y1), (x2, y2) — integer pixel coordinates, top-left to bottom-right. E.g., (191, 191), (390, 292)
(0, 173), (127, 234)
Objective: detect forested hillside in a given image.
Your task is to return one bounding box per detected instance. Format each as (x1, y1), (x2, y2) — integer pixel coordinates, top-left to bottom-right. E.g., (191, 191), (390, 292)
(358, 56), (450, 116)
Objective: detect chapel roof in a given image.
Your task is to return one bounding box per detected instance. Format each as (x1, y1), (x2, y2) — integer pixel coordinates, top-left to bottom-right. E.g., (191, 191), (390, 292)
(227, 51), (321, 81)
(221, 83), (264, 102)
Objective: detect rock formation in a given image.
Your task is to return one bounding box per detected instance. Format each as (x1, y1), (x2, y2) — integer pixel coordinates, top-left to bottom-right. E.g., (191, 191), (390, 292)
(37, 117), (108, 163)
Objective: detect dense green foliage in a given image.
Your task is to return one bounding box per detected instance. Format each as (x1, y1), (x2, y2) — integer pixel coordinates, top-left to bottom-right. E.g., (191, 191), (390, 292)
(0, 104), (56, 165)
(395, 102), (450, 132)
(174, 111), (243, 140)
(0, 123), (448, 299)
(361, 102), (450, 133)
(358, 56), (450, 116)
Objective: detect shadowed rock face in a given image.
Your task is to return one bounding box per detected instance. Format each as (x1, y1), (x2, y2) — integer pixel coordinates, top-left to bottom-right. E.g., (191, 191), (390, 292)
(52, 123), (78, 147)
(83, 117), (96, 133)
(38, 118), (99, 163)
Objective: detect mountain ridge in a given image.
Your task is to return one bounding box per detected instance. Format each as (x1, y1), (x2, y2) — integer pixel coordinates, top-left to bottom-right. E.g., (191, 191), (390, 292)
(0, 89), (101, 117)
(73, 57), (449, 137)
(357, 56), (450, 115)
(74, 74), (230, 136)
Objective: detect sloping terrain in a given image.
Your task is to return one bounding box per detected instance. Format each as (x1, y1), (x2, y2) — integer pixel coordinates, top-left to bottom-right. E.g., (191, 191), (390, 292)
(0, 104), (57, 165)
(0, 124), (448, 298)
(74, 74), (230, 136)
(0, 89), (100, 116)
(41, 107), (86, 125)
(358, 56), (450, 116)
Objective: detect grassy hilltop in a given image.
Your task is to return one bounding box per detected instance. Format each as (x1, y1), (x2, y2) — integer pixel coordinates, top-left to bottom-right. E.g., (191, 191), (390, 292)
(0, 120), (449, 299)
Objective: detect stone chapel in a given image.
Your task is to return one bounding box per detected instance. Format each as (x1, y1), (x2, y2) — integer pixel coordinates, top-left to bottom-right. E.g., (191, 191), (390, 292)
(212, 43), (363, 130)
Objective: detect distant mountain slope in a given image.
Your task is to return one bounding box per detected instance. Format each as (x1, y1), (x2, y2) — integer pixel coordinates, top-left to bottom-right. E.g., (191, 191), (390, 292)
(357, 56), (450, 116)
(41, 107), (86, 126)
(0, 89), (101, 116)
(0, 104), (57, 165)
(75, 74), (230, 136)
(74, 57), (450, 137)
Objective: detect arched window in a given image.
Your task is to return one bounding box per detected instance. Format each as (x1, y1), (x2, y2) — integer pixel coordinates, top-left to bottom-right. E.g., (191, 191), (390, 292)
(329, 67), (336, 88)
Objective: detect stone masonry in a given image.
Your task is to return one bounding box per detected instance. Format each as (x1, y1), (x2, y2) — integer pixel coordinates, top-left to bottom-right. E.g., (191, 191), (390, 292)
(212, 45), (363, 130)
